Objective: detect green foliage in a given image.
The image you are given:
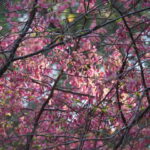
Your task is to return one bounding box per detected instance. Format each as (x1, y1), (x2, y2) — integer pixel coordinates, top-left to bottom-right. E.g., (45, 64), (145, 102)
(0, 2), (10, 37)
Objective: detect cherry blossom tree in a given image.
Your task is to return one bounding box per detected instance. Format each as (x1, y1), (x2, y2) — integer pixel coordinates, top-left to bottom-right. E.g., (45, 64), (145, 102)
(0, 0), (150, 149)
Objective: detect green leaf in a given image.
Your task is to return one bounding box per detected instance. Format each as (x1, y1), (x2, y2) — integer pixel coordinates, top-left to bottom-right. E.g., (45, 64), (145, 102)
(101, 106), (108, 113)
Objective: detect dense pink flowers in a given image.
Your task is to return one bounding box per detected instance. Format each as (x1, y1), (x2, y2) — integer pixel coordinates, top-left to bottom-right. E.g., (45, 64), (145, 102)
(0, 0), (149, 149)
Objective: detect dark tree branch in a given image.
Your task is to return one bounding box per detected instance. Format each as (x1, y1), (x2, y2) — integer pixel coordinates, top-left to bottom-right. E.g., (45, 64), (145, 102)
(12, 7), (150, 62)
(114, 6), (150, 105)
(0, 0), (38, 77)
(116, 83), (128, 126)
(112, 5), (150, 149)
(114, 104), (150, 150)
(30, 77), (95, 98)
(25, 70), (63, 150)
